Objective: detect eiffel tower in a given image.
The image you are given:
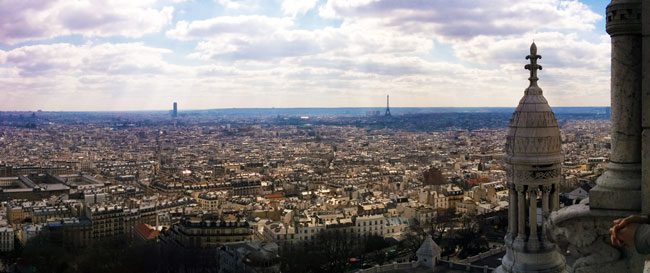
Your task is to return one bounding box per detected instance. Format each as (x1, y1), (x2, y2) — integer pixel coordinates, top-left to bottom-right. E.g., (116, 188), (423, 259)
(385, 95), (391, 117)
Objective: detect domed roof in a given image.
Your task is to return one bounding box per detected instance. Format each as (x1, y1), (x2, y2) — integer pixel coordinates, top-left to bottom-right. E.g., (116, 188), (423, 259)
(505, 43), (563, 165)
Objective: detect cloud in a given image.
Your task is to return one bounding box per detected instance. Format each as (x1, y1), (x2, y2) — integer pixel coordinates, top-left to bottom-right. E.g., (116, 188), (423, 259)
(452, 32), (610, 71)
(166, 16), (293, 41)
(216, 0), (261, 11)
(319, 0), (601, 40)
(282, 0), (319, 17)
(176, 16), (434, 61)
(192, 31), (323, 61)
(2, 43), (177, 77)
(0, 0), (174, 44)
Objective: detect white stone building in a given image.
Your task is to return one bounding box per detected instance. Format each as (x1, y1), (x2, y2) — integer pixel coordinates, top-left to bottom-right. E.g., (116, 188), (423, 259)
(0, 227), (14, 252)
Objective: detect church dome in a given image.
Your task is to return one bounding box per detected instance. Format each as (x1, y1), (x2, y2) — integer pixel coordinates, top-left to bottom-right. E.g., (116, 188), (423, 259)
(505, 43), (563, 166)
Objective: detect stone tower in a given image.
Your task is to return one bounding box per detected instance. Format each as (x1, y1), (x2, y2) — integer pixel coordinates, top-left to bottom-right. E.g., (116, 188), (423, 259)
(496, 43), (567, 273)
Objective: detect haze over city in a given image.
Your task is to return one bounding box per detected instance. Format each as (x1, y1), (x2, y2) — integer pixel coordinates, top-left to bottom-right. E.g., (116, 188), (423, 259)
(0, 0), (608, 111)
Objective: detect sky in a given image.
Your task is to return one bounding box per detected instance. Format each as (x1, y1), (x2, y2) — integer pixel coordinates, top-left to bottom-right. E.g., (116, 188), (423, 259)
(0, 0), (611, 111)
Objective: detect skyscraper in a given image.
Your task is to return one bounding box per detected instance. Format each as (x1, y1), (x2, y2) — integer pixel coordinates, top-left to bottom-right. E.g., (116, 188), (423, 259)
(496, 43), (567, 273)
(172, 102), (178, 118)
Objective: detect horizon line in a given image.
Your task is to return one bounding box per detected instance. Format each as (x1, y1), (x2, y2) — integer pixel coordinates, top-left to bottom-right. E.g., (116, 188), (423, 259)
(0, 105), (611, 113)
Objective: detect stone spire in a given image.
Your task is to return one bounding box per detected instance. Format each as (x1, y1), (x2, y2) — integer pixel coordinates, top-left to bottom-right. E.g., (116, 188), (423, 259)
(496, 43), (567, 273)
(525, 42), (542, 89)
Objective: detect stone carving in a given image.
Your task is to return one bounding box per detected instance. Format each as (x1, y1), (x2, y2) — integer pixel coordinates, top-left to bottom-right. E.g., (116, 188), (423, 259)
(510, 112), (559, 128)
(510, 136), (562, 154)
(531, 169), (561, 180)
(511, 168), (560, 183)
(606, 0), (641, 35)
(547, 202), (627, 273)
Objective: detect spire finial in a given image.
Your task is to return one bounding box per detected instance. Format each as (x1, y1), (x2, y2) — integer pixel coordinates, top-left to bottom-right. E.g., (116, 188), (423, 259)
(525, 42), (542, 86)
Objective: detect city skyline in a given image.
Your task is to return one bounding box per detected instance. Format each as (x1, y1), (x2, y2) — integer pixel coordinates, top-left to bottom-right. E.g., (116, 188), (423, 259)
(0, 0), (608, 111)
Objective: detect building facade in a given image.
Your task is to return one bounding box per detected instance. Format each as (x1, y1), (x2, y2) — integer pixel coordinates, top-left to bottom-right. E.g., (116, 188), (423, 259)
(160, 214), (254, 249)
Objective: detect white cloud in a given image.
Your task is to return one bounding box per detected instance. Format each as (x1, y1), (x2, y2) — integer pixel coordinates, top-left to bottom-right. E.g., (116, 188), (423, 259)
(2, 43), (178, 77)
(282, 0), (319, 17)
(166, 16), (294, 40)
(319, 0), (601, 41)
(216, 0), (261, 11)
(0, 0), (174, 44)
(452, 32), (609, 70)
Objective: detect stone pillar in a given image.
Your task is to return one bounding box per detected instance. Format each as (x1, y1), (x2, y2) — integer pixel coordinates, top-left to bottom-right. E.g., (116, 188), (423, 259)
(517, 185), (526, 240)
(508, 184), (517, 235)
(552, 184), (559, 211)
(591, 0), (643, 211)
(642, 0), (650, 214)
(541, 186), (550, 241)
(528, 188), (538, 249)
(542, 186), (550, 216)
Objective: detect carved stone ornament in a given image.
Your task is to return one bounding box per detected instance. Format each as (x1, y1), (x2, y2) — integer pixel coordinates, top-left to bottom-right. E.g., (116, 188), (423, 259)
(512, 168), (560, 183)
(547, 200), (627, 273)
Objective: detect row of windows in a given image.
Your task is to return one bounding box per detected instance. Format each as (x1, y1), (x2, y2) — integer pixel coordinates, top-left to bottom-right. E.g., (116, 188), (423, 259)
(357, 220), (384, 226)
(297, 228), (321, 234)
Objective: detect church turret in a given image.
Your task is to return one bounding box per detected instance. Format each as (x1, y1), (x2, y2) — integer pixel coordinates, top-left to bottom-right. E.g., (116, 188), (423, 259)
(496, 43), (568, 273)
(416, 234), (440, 270)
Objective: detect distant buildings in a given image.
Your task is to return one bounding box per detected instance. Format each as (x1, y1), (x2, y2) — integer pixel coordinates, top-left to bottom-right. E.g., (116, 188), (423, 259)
(85, 204), (124, 239)
(0, 227), (14, 252)
(0, 173), (70, 201)
(45, 218), (92, 248)
(218, 241), (281, 273)
(0, 87), (614, 271)
(160, 214), (254, 249)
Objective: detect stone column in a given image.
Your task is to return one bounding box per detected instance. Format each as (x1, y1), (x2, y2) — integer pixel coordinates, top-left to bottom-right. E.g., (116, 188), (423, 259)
(552, 184), (560, 211)
(541, 186), (550, 242)
(528, 188), (538, 249)
(517, 185), (526, 241)
(542, 186), (550, 216)
(508, 184), (517, 236)
(591, 0), (643, 211)
(642, 0), (650, 214)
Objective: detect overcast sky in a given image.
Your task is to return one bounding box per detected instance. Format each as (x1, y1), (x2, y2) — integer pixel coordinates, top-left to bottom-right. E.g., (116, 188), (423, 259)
(0, 0), (609, 111)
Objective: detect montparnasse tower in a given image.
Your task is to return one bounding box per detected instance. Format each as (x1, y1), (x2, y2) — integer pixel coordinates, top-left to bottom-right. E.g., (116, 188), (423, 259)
(496, 43), (567, 273)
